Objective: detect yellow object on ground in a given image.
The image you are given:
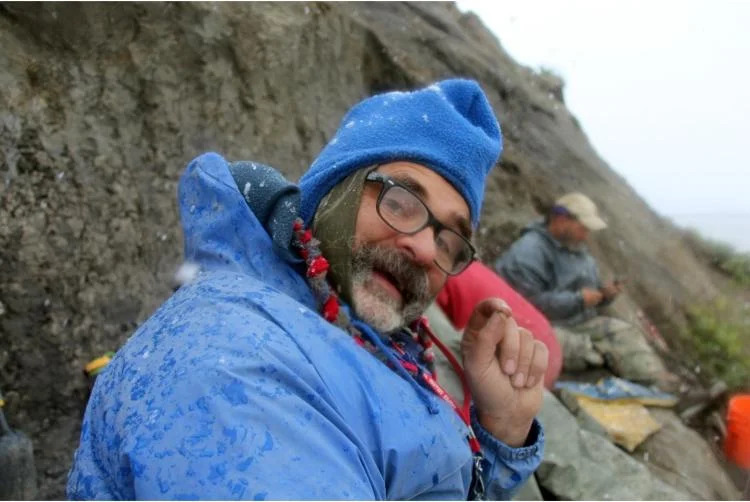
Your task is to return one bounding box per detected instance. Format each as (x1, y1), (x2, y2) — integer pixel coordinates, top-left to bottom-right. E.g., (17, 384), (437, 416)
(575, 395), (663, 452)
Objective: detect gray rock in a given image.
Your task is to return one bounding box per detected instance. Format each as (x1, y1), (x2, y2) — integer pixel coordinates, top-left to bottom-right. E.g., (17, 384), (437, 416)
(538, 390), (691, 500)
(512, 475), (543, 501)
(0, 416), (38, 500)
(636, 408), (740, 500)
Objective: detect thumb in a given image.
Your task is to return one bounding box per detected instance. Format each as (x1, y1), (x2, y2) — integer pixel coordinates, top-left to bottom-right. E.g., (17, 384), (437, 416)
(463, 298), (513, 366)
(465, 298), (513, 334)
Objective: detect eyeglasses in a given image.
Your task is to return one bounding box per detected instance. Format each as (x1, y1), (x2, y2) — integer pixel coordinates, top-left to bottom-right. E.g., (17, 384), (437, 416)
(365, 171), (475, 275)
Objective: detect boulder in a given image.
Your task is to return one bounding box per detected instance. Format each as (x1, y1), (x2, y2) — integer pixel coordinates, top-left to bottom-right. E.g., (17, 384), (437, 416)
(537, 390), (691, 500)
(635, 408), (740, 500)
(0, 413), (38, 500)
(512, 475), (543, 501)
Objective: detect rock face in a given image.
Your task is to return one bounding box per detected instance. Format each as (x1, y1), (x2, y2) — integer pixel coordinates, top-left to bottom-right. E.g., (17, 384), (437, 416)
(638, 408), (741, 500)
(550, 389), (740, 500)
(537, 391), (692, 500)
(0, 2), (734, 498)
(0, 428), (38, 500)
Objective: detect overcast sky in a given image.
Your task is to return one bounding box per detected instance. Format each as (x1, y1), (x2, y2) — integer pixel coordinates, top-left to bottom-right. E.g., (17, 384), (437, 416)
(456, 0), (750, 222)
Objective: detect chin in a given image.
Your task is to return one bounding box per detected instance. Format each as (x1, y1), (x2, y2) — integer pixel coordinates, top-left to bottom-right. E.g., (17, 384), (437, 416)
(351, 280), (404, 333)
(348, 244), (434, 333)
(350, 279), (432, 334)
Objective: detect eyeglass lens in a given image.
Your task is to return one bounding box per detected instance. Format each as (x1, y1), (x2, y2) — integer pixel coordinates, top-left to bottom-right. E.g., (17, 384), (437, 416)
(378, 185), (472, 274)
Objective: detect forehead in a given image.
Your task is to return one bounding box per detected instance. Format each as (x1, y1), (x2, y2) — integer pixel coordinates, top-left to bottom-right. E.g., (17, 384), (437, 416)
(375, 161), (472, 235)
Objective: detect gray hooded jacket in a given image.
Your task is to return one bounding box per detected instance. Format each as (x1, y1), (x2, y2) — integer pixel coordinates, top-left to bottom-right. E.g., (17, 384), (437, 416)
(495, 221), (605, 325)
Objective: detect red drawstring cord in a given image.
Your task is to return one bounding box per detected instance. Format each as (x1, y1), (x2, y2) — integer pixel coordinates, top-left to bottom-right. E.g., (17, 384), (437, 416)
(416, 318), (482, 454)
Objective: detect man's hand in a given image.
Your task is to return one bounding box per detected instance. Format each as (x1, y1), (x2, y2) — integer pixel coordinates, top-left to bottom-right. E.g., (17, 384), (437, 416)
(461, 298), (548, 447)
(600, 280), (624, 301)
(581, 287), (604, 307)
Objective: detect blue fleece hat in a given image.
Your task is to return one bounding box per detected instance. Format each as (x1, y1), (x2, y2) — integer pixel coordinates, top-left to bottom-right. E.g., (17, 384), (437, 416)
(299, 79), (502, 227)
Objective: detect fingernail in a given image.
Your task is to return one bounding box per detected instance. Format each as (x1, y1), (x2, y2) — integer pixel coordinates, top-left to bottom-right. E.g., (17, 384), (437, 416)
(526, 376), (536, 388)
(504, 359), (516, 375)
(513, 373), (525, 387)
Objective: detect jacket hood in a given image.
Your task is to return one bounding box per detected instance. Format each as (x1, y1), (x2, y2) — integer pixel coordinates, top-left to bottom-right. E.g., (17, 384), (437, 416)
(177, 152), (313, 303)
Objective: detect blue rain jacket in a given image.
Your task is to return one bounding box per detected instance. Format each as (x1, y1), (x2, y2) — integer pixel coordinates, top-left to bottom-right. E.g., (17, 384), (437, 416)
(67, 153), (543, 500)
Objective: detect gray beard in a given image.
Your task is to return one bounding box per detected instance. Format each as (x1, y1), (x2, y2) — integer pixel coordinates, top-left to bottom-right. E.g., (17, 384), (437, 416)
(349, 244), (433, 333)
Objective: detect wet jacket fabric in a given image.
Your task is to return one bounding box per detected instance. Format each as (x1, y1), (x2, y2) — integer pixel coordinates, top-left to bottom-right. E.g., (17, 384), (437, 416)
(496, 222), (604, 326)
(67, 152), (543, 500)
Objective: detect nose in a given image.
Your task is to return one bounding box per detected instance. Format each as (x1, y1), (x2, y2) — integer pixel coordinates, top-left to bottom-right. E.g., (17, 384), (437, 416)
(396, 226), (438, 269)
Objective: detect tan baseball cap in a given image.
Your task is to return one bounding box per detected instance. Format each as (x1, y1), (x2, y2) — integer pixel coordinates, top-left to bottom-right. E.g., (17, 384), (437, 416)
(555, 192), (607, 231)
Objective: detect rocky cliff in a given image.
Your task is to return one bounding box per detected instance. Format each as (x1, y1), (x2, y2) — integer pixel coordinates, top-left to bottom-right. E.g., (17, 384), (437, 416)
(0, 2), (737, 498)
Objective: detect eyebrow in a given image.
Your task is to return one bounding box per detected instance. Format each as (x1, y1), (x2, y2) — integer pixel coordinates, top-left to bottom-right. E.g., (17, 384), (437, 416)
(390, 173), (473, 239)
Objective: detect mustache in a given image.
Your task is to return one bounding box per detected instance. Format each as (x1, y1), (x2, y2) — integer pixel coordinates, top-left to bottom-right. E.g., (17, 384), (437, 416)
(351, 245), (432, 307)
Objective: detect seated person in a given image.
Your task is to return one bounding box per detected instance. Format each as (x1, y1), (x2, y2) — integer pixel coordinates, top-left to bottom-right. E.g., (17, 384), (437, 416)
(495, 193), (674, 388)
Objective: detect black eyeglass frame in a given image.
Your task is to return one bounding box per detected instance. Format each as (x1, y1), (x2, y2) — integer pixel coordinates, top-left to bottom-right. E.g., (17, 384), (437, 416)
(365, 170), (476, 275)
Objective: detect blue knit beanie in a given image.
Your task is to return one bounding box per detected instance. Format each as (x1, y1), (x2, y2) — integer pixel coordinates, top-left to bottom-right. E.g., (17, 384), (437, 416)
(299, 79), (502, 227)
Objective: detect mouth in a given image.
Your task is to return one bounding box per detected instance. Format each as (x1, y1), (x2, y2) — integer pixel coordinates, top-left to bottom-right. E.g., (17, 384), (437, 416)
(350, 244), (431, 320)
(370, 268), (404, 303)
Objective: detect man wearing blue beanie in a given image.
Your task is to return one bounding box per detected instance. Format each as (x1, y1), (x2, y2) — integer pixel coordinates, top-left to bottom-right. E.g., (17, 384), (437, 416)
(68, 79), (546, 500)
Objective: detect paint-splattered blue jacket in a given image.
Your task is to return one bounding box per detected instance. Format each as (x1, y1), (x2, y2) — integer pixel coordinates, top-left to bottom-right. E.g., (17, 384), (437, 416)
(67, 153), (543, 500)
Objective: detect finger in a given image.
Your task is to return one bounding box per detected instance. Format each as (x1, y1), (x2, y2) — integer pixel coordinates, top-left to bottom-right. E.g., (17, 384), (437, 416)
(462, 298), (513, 369)
(526, 340), (549, 389)
(463, 310), (505, 371)
(464, 297), (512, 335)
(512, 328), (534, 388)
(498, 315), (520, 376)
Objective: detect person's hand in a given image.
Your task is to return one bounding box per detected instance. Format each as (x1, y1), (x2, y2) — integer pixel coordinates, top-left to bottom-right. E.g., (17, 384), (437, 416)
(600, 280), (624, 301)
(461, 298), (548, 447)
(581, 287), (604, 307)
